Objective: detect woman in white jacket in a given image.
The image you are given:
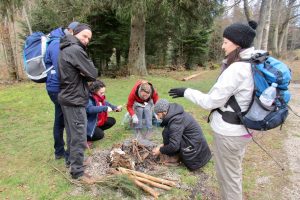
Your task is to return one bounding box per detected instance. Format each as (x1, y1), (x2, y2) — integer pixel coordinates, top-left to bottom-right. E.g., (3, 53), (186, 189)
(169, 21), (257, 200)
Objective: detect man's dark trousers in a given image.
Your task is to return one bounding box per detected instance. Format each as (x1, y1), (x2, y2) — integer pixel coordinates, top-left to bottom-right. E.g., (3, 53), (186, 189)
(61, 105), (87, 179)
(48, 91), (65, 158)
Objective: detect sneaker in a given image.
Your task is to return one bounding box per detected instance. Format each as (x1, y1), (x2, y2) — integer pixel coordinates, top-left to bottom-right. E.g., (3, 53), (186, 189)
(77, 173), (95, 184)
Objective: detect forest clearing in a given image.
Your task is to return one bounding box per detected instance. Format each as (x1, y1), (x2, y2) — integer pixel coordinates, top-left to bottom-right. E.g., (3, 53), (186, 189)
(1, 0), (300, 199)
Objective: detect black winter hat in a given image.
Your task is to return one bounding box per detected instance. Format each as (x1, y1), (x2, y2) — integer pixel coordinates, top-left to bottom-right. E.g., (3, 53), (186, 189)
(73, 23), (92, 35)
(223, 20), (257, 48)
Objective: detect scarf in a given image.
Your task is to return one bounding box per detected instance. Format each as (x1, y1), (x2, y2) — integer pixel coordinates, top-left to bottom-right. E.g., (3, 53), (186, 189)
(92, 93), (108, 127)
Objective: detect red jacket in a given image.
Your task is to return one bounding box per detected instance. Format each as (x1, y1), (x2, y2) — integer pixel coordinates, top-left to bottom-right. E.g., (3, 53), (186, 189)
(126, 80), (159, 116)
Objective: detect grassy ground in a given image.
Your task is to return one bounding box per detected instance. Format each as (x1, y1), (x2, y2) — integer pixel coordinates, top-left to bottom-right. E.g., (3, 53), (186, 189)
(0, 70), (217, 199)
(0, 65), (297, 199)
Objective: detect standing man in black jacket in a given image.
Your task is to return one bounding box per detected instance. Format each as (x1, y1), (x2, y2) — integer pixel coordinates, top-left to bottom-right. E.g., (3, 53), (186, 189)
(152, 99), (212, 171)
(58, 23), (98, 181)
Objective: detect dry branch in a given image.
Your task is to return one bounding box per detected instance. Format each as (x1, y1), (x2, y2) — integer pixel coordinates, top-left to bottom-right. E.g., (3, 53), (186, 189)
(181, 72), (203, 81)
(133, 179), (159, 199)
(131, 175), (172, 190)
(118, 167), (176, 187)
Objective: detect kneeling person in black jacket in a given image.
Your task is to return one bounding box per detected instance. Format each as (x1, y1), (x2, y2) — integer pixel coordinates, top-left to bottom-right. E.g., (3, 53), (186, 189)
(152, 99), (212, 171)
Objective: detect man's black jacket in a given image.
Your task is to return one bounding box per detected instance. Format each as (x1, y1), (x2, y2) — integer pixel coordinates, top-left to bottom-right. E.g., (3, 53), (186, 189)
(58, 35), (98, 107)
(160, 103), (212, 170)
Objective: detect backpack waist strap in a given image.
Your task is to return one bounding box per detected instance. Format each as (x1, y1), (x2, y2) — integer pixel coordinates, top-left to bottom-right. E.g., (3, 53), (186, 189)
(216, 109), (246, 125)
(207, 96), (247, 125)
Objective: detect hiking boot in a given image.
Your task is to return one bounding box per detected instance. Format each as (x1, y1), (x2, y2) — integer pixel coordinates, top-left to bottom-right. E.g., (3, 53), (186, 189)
(77, 173), (95, 184)
(160, 154), (180, 164)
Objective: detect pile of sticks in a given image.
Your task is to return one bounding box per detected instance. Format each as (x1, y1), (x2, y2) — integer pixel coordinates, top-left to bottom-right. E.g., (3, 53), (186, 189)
(130, 139), (151, 163)
(117, 167), (176, 199)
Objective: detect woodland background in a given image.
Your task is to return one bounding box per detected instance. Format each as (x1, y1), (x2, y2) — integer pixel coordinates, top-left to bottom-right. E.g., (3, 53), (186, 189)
(0, 0), (299, 81)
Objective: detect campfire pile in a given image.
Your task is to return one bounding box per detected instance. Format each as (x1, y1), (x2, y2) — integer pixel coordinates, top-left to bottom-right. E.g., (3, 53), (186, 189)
(106, 139), (178, 198)
(108, 139), (158, 171)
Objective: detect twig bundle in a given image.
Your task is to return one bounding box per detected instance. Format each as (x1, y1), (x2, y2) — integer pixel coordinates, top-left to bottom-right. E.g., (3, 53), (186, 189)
(117, 167), (177, 199)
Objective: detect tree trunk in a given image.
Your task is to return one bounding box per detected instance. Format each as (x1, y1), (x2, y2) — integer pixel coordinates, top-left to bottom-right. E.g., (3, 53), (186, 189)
(0, 19), (18, 80)
(278, 0), (296, 53)
(255, 0), (268, 49)
(290, 25), (297, 50)
(272, 0), (282, 55)
(128, 1), (147, 76)
(116, 48), (121, 70)
(261, 0), (272, 50)
(243, 0), (252, 21)
(23, 5), (32, 34)
(279, 22), (289, 53)
(11, 13), (21, 80)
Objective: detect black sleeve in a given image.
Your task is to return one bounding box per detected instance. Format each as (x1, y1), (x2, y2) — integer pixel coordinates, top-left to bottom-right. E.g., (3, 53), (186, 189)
(160, 117), (184, 155)
(72, 48), (98, 81)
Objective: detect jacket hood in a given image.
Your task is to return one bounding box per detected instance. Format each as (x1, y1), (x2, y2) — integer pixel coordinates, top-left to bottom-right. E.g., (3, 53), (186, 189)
(60, 34), (86, 50)
(49, 27), (65, 38)
(161, 103), (184, 126)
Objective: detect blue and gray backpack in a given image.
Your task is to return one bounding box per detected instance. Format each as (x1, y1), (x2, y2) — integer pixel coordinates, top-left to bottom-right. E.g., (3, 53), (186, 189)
(218, 51), (292, 131)
(23, 32), (58, 83)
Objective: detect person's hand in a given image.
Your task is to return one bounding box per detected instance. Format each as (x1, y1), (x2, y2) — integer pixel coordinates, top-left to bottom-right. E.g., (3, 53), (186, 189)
(115, 105), (122, 112)
(132, 114), (139, 124)
(107, 106), (113, 112)
(168, 88), (187, 98)
(152, 147), (161, 156)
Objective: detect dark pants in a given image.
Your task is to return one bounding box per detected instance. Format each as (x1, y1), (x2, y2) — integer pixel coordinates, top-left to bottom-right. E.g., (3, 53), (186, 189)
(87, 117), (116, 141)
(61, 105), (87, 179)
(48, 91), (65, 157)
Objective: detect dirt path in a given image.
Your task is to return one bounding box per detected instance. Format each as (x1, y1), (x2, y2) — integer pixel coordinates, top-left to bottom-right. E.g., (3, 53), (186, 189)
(282, 83), (300, 199)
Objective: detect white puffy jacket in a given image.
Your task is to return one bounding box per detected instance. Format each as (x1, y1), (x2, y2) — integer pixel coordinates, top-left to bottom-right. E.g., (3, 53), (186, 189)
(184, 47), (255, 136)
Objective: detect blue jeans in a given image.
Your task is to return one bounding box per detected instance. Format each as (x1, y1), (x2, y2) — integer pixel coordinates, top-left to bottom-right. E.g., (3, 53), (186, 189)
(48, 91), (66, 158)
(133, 100), (153, 130)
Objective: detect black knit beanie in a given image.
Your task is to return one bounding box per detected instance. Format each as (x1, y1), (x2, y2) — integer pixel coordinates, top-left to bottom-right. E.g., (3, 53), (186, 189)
(73, 23), (92, 35)
(223, 20), (257, 48)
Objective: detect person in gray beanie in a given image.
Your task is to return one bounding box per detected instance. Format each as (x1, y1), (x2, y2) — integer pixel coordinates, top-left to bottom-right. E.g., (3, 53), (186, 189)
(152, 99), (211, 171)
(169, 21), (257, 199)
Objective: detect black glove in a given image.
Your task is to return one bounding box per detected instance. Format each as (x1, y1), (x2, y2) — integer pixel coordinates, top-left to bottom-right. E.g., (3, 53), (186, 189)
(168, 88), (187, 98)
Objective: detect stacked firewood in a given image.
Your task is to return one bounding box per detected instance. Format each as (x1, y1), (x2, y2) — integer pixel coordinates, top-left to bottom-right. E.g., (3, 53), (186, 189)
(109, 139), (157, 171)
(116, 167), (177, 199)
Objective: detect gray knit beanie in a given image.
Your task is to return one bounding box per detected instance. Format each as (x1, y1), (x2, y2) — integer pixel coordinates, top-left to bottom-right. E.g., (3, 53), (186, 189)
(154, 99), (170, 114)
(68, 21), (79, 30)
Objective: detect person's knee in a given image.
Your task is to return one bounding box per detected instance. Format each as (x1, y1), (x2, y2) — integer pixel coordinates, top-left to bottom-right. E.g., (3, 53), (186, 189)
(99, 132), (104, 140)
(110, 117), (116, 126)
